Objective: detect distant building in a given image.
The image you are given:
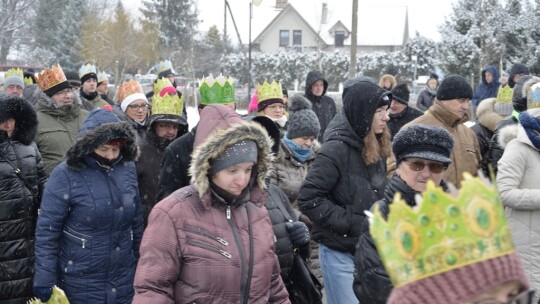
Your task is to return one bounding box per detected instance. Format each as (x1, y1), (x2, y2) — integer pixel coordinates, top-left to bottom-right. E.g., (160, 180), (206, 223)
(251, 0), (409, 54)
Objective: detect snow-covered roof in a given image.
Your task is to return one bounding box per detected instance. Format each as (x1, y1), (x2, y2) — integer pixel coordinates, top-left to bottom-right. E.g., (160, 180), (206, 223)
(248, 0), (408, 47)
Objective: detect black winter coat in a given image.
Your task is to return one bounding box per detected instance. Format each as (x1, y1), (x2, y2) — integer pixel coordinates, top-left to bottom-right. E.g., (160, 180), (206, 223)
(487, 115), (517, 176)
(387, 106), (423, 138)
(304, 71), (337, 143)
(297, 109), (387, 253)
(155, 127), (196, 202)
(0, 96), (47, 303)
(416, 88), (436, 112)
(471, 122), (494, 177)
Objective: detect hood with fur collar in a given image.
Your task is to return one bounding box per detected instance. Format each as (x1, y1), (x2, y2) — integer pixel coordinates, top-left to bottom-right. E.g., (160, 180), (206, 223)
(66, 109), (138, 169)
(476, 97), (505, 132)
(0, 96), (37, 145)
(189, 121), (273, 198)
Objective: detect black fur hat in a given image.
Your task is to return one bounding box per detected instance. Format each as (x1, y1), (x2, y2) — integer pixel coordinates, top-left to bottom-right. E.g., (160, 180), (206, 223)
(0, 95), (37, 145)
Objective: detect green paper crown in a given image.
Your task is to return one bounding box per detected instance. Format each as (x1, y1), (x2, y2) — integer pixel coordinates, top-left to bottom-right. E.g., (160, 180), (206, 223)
(27, 285), (69, 303)
(199, 74), (235, 105)
(528, 82), (540, 110)
(79, 64), (96, 79)
(495, 85), (513, 104)
(256, 80), (283, 103)
(5, 68), (24, 79)
(369, 173), (515, 288)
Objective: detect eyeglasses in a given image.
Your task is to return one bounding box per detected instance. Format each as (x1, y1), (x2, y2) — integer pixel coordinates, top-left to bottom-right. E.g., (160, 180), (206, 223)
(55, 89), (73, 97)
(403, 159), (446, 173)
(127, 103), (150, 110)
(473, 289), (534, 304)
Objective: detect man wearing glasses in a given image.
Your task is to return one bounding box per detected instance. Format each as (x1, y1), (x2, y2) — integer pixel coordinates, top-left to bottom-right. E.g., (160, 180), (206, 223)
(403, 75), (481, 188)
(34, 64), (89, 175)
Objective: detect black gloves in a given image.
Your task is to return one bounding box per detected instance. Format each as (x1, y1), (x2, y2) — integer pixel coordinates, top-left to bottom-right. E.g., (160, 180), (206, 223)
(33, 286), (52, 302)
(286, 221), (310, 246)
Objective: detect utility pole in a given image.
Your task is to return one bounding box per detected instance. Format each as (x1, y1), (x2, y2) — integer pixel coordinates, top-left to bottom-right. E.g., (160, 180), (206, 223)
(349, 0), (358, 78)
(247, 2), (253, 104)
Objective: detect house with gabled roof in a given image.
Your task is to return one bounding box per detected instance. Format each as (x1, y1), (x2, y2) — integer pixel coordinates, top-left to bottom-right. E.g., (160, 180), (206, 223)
(250, 0), (409, 54)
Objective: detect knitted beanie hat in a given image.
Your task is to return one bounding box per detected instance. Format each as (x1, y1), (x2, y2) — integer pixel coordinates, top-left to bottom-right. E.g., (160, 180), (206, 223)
(209, 140), (258, 175)
(388, 253), (529, 304)
(392, 124), (454, 165)
(287, 95), (321, 139)
(436, 75), (473, 101)
(493, 85), (514, 116)
(391, 83), (410, 105)
(4, 75), (25, 90)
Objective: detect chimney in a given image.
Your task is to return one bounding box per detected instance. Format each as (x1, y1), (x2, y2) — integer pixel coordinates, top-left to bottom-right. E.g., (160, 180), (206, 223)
(276, 0), (288, 9)
(321, 3), (328, 24)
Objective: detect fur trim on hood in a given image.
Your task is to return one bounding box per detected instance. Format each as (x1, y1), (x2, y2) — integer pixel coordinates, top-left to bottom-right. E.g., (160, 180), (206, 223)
(0, 96), (37, 145)
(66, 120), (138, 170)
(189, 121), (273, 198)
(497, 124), (518, 149)
(476, 97), (504, 132)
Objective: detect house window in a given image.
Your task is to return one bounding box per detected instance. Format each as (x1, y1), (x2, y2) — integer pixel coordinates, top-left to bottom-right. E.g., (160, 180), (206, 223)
(280, 30), (289, 47)
(293, 30), (302, 46)
(335, 30), (345, 47)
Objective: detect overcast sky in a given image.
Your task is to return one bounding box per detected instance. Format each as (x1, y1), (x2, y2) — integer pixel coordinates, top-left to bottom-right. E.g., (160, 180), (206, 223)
(124, 0), (459, 42)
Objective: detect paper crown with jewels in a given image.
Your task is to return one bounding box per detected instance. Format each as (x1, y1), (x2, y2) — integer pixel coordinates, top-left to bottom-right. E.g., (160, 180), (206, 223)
(369, 173), (515, 288)
(256, 80), (283, 103)
(97, 71), (108, 84)
(117, 79), (144, 103)
(24, 75), (35, 86)
(36, 64), (68, 92)
(152, 78), (184, 115)
(199, 74), (235, 105)
(495, 84), (513, 104)
(79, 64), (97, 79)
(528, 82), (540, 109)
(5, 68), (24, 79)
(155, 60), (174, 75)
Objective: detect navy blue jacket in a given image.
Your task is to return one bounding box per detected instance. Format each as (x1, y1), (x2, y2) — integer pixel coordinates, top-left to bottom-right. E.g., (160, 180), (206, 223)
(472, 66), (501, 106)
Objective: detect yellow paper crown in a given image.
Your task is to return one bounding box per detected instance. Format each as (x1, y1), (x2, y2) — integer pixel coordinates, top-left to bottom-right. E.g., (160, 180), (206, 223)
(97, 71), (108, 83)
(36, 64), (67, 92)
(79, 63), (97, 79)
(117, 80), (144, 103)
(256, 80), (283, 103)
(153, 78), (174, 95)
(199, 74), (235, 105)
(155, 60), (173, 74)
(152, 93), (184, 117)
(495, 84), (513, 104)
(24, 76), (35, 86)
(369, 173), (515, 288)
(528, 82), (540, 110)
(5, 68), (24, 79)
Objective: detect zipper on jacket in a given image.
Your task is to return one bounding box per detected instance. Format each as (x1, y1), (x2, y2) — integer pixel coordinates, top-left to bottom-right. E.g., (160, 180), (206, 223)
(184, 226), (229, 246)
(226, 206), (231, 219)
(187, 238), (232, 259)
(63, 229), (87, 249)
(227, 206), (249, 304)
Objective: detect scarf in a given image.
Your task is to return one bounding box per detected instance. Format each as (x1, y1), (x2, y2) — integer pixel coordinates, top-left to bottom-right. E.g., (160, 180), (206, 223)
(519, 111), (540, 150)
(267, 115), (288, 128)
(284, 135), (312, 163)
(80, 90), (98, 101)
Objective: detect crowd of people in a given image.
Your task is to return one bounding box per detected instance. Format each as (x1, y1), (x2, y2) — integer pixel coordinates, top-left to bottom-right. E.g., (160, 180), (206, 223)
(0, 60), (539, 304)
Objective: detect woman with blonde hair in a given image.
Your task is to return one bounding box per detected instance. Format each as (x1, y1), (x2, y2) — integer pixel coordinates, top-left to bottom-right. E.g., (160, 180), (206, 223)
(297, 77), (391, 304)
(378, 74), (397, 91)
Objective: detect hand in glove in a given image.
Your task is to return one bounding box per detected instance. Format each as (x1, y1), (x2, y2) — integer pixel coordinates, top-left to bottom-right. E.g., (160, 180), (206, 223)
(33, 286), (52, 302)
(285, 221), (310, 246)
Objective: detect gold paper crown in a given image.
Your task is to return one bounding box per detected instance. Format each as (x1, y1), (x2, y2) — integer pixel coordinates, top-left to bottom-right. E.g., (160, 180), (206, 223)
(153, 93), (184, 116)
(79, 63), (97, 79)
(495, 84), (513, 104)
(528, 82), (540, 110)
(36, 64), (67, 92)
(24, 76), (35, 86)
(199, 74), (235, 105)
(4, 68), (23, 79)
(117, 80), (144, 103)
(155, 60), (173, 74)
(256, 80), (283, 103)
(97, 71), (108, 83)
(369, 173), (515, 288)
(153, 78), (174, 95)
(28, 285), (69, 304)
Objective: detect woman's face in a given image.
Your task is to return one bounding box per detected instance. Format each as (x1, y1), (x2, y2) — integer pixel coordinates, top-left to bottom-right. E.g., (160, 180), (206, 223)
(461, 281), (525, 304)
(310, 80), (325, 96)
(94, 144), (121, 161)
(0, 118), (15, 138)
(397, 157), (446, 192)
(211, 161), (254, 196)
(125, 100), (149, 123)
(292, 136), (316, 148)
(371, 106), (390, 134)
(262, 103), (285, 120)
(427, 79), (438, 90)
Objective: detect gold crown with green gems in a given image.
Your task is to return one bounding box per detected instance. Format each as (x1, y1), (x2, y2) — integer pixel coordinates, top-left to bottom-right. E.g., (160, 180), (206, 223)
(256, 80), (283, 102)
(369, 173), (515, 288)
(153, 77), (174, 95)
(199, 74), (235, 105)
(152, 92), (184, 116)
(5, 68), (24, 79)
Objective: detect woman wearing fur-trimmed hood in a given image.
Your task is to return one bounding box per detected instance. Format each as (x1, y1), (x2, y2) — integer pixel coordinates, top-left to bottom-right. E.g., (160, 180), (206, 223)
(134, 121), (290, 304)
(34, 109), (144, 303)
